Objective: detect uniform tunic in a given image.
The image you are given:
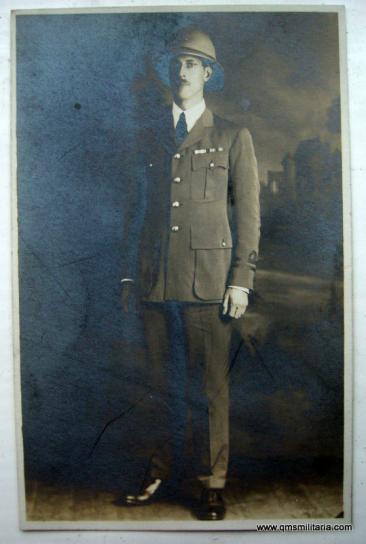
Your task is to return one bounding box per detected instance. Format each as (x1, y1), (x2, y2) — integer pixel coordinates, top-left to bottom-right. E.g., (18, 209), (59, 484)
(136, 106), (260, 303)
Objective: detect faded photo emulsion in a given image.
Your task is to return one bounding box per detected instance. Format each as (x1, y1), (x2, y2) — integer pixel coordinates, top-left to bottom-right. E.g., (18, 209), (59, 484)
(12, 7), (350, 530)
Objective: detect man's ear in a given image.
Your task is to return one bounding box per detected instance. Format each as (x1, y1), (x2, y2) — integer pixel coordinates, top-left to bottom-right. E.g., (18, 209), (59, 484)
(204, 65), (213, 82)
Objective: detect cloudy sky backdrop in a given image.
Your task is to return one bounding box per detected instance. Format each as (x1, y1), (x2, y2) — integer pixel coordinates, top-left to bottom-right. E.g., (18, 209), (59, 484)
(180, 12), (341, 181)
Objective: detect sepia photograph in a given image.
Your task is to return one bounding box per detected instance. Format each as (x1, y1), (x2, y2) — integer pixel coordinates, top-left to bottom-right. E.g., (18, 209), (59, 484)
(11, 5), (351, 530)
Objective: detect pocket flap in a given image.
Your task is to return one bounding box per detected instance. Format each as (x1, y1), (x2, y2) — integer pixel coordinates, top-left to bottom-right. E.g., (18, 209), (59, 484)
(192, 151), (229, 171)
(190, 224), (233, 249)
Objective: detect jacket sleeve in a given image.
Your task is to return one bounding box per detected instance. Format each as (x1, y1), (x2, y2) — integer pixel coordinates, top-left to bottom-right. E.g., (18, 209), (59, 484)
(228, 127), (261, 290)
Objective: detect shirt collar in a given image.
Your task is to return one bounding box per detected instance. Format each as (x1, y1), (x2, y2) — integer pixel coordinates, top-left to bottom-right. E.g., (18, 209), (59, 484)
(172, 99), (206, 132)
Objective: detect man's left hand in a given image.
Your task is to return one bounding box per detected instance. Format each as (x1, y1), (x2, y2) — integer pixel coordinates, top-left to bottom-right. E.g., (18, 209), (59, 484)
(222, 287), (249, 319)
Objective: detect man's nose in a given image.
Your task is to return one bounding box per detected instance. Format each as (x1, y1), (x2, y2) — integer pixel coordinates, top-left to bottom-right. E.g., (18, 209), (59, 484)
(178, 63), (187, 79)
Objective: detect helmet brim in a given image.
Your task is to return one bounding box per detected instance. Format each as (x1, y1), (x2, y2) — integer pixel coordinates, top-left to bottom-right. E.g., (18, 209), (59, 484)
(153, 50), (224, 92)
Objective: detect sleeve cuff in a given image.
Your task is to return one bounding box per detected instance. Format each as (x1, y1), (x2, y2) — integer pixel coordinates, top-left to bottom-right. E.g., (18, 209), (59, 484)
(227, 285), (250, 294)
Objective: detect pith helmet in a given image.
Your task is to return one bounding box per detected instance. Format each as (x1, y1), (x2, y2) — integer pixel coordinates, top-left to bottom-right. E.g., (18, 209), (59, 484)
(154, 27), (224, 91)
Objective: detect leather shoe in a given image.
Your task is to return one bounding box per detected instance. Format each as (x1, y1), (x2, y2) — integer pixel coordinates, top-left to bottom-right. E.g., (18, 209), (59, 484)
(194, 488), (226, 520)
(114, 478), (164, 507)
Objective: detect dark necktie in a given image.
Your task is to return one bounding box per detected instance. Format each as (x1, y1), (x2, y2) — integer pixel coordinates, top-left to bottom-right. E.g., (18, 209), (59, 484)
(175, 112), (188, 146)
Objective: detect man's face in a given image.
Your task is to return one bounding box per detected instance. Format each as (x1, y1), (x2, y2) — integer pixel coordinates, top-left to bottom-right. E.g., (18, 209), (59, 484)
(169, 55), (212, 103)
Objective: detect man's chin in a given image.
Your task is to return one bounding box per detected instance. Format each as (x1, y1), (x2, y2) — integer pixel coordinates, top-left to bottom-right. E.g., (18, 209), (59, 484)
(173, 87), (192, 100)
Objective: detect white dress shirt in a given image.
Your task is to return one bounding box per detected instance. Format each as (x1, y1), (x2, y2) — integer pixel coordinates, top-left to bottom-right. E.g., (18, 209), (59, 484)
(172, 99), (206, 132)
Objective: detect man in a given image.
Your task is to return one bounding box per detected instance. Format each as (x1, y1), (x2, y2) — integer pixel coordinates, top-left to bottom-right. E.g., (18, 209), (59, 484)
(120, 27), (260, 520)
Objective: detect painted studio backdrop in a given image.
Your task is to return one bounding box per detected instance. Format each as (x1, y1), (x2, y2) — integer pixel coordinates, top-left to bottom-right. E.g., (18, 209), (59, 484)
(15, 11), (344, 520)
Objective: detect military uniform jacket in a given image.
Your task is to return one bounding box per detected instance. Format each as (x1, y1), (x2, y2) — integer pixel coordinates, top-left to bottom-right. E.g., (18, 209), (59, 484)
(129, 106), (260, 302)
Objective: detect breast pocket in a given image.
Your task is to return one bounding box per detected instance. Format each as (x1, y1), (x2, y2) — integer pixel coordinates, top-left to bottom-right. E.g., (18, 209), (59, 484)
(191, 152), (229, 201)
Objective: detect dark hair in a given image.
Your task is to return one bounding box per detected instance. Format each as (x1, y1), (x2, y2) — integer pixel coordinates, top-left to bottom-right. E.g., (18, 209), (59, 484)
(201, 58), (214, 70)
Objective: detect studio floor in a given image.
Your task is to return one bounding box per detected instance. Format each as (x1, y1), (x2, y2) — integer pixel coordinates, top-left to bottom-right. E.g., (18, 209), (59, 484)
(25, 476), (343, 522)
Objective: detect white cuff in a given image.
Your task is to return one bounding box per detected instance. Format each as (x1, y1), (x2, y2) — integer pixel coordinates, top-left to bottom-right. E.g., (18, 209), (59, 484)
(227, 285), (250, 294)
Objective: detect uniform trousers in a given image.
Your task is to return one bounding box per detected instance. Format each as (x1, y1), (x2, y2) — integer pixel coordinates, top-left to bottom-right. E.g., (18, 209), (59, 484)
(142, 301), (233, 489)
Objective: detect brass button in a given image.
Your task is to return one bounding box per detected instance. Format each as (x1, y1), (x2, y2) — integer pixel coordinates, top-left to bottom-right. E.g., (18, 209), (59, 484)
(172, 201), (180, 208)
(174, 153), (181, 159)
(173, 177), (181, 183)
(171, 225), (180, 232)
(209, 161), (215, 168)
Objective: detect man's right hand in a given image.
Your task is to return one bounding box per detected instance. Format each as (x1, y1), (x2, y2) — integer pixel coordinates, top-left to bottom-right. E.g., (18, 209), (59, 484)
(121, 281), (139, 313)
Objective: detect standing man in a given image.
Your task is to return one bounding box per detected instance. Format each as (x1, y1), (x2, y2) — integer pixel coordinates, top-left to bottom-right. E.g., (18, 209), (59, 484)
(120, 27), (260, 520)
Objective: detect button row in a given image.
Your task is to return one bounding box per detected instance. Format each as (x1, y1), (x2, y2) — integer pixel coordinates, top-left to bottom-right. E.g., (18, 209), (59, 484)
(171, 153), (182, 234)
